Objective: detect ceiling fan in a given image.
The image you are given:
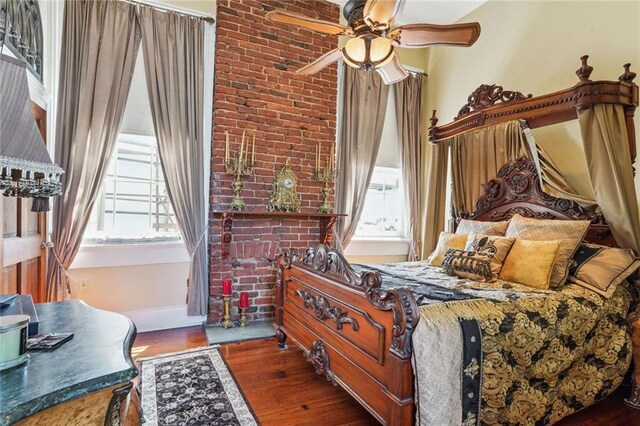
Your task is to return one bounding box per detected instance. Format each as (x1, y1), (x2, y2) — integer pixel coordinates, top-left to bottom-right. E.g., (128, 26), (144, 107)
(266, 0), (481, 85)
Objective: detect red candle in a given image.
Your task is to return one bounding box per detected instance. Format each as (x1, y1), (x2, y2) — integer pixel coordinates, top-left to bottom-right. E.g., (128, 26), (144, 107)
(240, 292), (249, 309)
(222, 279), (232, 296)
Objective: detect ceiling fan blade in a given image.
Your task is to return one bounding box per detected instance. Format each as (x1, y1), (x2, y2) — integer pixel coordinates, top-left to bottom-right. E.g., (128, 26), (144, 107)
(376, 52), (409, 85)
(388, 22), (481, 48)
(296, 48), (343, 75)
(363, 0), (406, 29)
(266, 10), (352, 36)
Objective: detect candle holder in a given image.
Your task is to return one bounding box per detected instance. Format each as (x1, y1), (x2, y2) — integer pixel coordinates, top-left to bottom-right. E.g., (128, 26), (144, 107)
(224, 131), (255, 211)
(315, 143), (337, 214)
(239, 308), (248, 327)
(221, 295), (233, 329)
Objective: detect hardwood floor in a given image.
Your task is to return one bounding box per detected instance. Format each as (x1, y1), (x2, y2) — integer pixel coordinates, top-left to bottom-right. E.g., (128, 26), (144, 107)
(133, 326), (640, 426)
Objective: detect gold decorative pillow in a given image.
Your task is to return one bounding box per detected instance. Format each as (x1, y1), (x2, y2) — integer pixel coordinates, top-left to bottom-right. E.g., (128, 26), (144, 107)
(568, 243), (640, 297)
(442, 248), (494, 282)
(505, 214), (590, 287)
(499, 239), (561, 290)
(464, 232), (515, 279)
(456, 219), (509, 236)
(427, 232), (468, 266)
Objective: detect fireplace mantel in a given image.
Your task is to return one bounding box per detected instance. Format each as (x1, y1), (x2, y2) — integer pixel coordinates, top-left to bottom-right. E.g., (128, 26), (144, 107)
(212, 210), (346, 247)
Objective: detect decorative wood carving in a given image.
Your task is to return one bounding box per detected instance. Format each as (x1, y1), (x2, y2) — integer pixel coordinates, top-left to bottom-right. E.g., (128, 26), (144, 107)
(304, 340), (337, 385)
(429, 56), (638, 164)
(294, 288), (360, 331)
(456, 84), (532, 119)
(297, 245), (419, 359)
(576, 55), (594, 82)
(619, 63), (637, 84)
(301, 245), (361, 285)
(458, 158), (617, 246)
(105, 382), (133, 426)
(0, 0), (43, 81)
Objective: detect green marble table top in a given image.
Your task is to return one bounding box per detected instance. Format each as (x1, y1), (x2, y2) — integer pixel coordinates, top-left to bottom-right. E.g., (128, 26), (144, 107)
(0, 300), (138, 425)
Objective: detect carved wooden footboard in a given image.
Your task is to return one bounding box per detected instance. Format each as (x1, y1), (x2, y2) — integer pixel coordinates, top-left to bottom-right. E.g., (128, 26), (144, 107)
(276, 245), (420, 425)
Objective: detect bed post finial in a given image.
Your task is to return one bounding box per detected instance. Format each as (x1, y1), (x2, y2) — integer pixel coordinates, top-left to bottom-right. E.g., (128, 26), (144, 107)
(428, 110), (439, 144)
(576, 55), (593, 82)
(619, 63), (636, 84)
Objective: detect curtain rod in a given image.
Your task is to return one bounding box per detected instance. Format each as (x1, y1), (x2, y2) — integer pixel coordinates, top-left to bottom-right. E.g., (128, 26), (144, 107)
(403, 64), (428, 77)
(121, 0), (215, 23)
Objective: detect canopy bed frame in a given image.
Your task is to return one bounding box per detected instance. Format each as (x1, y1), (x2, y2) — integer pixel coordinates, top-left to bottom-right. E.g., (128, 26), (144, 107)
(276, 56), (638, 425)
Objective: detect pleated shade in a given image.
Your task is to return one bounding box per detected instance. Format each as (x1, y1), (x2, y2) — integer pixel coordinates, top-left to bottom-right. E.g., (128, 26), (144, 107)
(0, 54), (63, 211)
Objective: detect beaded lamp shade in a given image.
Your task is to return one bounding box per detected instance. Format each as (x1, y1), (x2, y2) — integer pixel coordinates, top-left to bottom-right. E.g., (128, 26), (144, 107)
(0, 54), (63, 211)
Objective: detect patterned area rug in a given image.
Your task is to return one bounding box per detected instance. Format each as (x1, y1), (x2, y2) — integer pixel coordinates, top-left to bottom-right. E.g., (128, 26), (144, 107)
(140, 346), (259, 425)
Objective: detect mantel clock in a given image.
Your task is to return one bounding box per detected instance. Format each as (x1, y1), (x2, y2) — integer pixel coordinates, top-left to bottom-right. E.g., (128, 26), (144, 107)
(268, 158), (301, 212)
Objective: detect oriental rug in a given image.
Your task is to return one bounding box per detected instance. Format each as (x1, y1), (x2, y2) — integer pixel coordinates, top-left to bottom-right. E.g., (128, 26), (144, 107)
(139, 346), (259, 426)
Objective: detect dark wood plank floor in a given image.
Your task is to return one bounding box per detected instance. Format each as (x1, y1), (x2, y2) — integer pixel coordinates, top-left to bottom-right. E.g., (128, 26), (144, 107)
(133, 326), (640, 426)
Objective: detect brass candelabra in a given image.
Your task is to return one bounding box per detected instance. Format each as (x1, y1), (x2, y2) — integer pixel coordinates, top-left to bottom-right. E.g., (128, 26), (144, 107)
(239, 308), (248, 327)
(315, 142), (336, 214)
(224, 131), (255, 211)
(221, 295), (233, 329)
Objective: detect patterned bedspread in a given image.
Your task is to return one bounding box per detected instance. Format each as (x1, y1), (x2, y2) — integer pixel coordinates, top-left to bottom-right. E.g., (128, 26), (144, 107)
(354, 262), (634, 426)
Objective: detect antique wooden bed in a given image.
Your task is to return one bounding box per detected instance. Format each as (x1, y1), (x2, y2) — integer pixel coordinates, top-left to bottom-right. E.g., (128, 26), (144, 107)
(275, 57), (638, 425)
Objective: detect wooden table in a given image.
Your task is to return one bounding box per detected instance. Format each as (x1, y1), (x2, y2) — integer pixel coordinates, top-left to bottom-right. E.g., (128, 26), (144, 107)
(0, 300), (138, 425)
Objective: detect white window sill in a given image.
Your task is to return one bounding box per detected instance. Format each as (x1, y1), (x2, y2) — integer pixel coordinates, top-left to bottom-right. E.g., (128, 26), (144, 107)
(70, 241), (189, 269)
(344, 238), (411, 256)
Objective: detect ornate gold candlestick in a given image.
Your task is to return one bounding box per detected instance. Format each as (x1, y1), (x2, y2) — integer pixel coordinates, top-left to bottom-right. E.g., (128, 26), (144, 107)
(221, 295), (233, 329)
(224, 131), (255, 211)
(239, 308), (248, 327)
(315, 142), (336, 214)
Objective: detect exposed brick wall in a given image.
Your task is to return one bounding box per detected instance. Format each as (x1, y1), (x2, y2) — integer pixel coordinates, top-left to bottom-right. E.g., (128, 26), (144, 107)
(208, 0), (340, 323)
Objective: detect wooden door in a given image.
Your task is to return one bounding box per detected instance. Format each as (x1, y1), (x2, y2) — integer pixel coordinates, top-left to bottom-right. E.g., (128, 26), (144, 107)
(0, 103), (48, 302)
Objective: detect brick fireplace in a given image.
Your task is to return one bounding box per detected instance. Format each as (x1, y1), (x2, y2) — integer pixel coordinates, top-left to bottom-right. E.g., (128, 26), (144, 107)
(208, 0), (340, 323)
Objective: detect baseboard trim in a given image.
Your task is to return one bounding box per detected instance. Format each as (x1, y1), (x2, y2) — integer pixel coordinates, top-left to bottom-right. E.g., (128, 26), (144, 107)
(119, 305), (206, 333)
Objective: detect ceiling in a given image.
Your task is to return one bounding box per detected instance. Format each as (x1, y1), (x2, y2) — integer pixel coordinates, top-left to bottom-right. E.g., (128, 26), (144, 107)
(327, 0), (487, 25)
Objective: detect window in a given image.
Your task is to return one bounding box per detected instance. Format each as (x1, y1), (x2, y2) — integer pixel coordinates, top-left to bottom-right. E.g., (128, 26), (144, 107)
(84, 53), (179, 244)
(355, 166), (405, 238)
(83, 134), (180, 243)
(353, 85), (407, 240)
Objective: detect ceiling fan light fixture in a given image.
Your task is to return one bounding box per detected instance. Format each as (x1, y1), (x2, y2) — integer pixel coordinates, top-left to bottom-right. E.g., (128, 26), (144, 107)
(343, 35), (394, 70)
(344, 37), (367, 64)
(369, 36), (393, 63)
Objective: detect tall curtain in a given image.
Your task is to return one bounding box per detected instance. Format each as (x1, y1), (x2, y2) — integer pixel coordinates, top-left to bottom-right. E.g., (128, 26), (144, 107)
(335, 65), (389, 249)
(448, 121), (530, 218)
(421, 140), (449, 258)
(395, 74), (424, 260)
(138, 6), (208, 316)
(47, 0), (140, 301)
(578, 104), (640, 254)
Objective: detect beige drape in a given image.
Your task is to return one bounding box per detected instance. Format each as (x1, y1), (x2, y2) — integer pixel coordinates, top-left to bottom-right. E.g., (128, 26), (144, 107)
(448, 121), (530, 219)
(138, 6), (208, 316)
(578, 104), (640, 254)
(521, 122), (597, 209)
(47, 0), (140, 301)
(335, 65), (389, 248)
(395, 74), (424, 260)
(421, 140), (450, 259)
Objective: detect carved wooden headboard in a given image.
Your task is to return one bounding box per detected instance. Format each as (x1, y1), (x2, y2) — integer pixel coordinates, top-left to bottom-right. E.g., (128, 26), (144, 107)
(458, 158), (617, 247)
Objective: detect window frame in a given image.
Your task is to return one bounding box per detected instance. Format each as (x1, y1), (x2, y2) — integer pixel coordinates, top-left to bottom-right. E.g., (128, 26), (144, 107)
(352, 165), (408, 241)
(82, 132), (181, 245)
